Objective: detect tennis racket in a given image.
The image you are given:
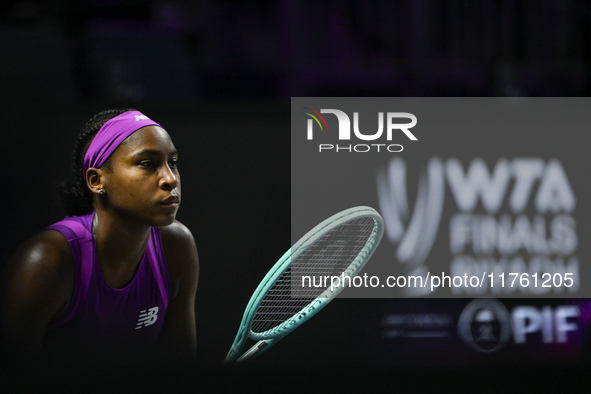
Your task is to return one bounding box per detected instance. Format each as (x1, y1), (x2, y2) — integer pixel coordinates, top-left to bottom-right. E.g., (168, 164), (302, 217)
(224, 206), (384, 363)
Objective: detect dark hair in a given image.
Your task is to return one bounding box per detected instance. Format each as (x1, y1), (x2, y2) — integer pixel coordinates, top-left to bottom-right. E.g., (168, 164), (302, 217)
(57, 108), (137, 216)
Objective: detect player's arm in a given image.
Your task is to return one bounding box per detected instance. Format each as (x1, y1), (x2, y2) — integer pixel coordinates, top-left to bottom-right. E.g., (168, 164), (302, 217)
(0, 231), (74, 361)
(158, 221), (199, 361)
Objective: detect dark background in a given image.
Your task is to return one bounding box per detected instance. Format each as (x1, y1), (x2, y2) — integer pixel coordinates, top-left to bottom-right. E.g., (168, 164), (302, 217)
(1, 0), (591, 391)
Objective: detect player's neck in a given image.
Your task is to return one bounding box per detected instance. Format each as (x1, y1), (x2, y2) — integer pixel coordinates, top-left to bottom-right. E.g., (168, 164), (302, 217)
(91, 210), (151, 278)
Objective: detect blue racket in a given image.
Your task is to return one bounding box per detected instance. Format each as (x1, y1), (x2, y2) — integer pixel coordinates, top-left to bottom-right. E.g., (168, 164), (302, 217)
(225, 206), (384, 363)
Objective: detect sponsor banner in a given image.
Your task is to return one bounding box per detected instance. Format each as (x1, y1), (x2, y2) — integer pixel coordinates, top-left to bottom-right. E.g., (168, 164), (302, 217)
(372, 298), (587, 366)
(291, 98), (591, 297)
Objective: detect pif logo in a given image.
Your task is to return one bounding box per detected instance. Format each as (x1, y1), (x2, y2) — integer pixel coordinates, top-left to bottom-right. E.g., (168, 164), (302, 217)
(303, 107), (417, 153)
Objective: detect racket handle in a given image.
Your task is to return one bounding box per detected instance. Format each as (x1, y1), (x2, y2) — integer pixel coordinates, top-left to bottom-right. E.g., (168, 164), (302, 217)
(236, 340), (269, 363)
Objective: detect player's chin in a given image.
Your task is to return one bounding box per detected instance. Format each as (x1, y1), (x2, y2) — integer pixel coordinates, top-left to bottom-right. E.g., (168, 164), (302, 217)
(151, 214), (177, 227)
(154, 215), (176, 227)
(152, 206), (179, 226)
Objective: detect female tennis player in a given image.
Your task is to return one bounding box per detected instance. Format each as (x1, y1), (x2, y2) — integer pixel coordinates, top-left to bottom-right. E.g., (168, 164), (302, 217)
(1, 109), (199, 366)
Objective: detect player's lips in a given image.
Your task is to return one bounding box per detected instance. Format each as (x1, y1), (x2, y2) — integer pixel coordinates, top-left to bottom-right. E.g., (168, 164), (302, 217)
(160, 196), (180, 205)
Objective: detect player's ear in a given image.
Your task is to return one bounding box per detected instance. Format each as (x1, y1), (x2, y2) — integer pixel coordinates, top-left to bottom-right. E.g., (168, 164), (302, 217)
(86, 168), (105, 195)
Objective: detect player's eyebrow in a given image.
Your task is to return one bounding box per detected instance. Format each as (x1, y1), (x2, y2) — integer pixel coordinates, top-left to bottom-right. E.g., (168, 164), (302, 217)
(132, 148), (178, 157)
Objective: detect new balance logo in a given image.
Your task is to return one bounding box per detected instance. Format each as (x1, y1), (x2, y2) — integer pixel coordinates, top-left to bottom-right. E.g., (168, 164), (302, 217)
(136, 306), (159, 329)
(135, 115), (149, 121)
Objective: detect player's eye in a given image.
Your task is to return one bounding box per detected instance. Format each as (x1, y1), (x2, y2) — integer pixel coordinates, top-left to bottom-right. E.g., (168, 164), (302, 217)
(139, 160), (153, 168)
(169, 158), (178, 169)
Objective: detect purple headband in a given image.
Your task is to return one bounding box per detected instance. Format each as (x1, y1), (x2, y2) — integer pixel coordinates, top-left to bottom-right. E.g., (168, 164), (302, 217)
(83, 111), (161, 180)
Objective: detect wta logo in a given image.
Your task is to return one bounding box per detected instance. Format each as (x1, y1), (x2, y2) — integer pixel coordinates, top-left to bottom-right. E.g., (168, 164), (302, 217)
(377, 157), (579, 297)
(303, 108), (417, 153)
(377, 158), (445, 295)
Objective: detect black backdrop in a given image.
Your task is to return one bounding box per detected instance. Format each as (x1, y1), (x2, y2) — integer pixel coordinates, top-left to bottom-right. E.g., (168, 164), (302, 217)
(3, 0), (591, 390)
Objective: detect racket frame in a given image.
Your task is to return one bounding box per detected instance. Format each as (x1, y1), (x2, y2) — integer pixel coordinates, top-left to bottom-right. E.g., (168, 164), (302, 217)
(225, 206), (384, 363)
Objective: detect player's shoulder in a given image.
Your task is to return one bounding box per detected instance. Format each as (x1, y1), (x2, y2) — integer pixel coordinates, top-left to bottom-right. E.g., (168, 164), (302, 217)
(160, 221), (196, 250)
(11, 230), (72, 270)
(161, 220), (192, 239)
(4, 229), (74, 291)
(160, 221), (198, 268)
(160, 221), (199, 296)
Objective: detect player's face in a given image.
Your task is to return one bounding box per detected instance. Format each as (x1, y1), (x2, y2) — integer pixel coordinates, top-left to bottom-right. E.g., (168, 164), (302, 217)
(101, 126), (181, 227)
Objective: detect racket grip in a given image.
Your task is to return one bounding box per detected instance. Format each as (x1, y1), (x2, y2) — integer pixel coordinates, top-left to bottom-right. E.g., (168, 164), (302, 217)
(236, 340), (269, 363)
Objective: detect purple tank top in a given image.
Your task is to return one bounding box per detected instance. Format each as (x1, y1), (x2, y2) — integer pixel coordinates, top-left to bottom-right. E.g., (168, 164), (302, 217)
(43, 212), (171, 358)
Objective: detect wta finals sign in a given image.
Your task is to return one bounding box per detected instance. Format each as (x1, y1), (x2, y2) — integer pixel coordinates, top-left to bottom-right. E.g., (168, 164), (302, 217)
(377, 157), (578, 296)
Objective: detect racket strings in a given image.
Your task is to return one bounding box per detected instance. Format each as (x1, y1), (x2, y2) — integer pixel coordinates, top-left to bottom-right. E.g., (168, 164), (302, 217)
(250, 216), (376, 335)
